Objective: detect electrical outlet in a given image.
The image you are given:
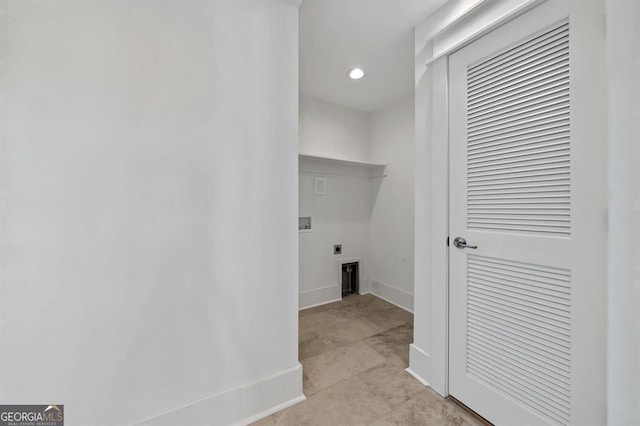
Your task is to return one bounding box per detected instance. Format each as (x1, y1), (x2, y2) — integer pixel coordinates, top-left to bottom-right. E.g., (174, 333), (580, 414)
(334, 244), (342, 255)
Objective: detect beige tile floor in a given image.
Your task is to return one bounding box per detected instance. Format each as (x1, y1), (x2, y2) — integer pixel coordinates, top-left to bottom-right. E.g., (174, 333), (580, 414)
(252, 294), (489, 426)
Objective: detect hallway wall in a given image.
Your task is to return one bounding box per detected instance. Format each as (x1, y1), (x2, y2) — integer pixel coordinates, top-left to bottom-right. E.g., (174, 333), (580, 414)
(370, 96), (415, 311)
(0, 1), (301, 424)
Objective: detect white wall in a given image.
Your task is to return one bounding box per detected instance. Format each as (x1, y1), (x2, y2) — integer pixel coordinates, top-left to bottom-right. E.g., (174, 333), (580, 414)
(298, 94), (415, 311)
(298, 96), (372, 308)
(298, 159), (372, 308)
(0, 1), (302, 425)
(369, 96), (415, 312)
(299, 94), (371, 162)
(606, 0), (640, 423)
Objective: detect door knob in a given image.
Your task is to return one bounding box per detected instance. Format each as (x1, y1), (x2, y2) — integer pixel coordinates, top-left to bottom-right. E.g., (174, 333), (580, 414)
(453, 237), (477, 249)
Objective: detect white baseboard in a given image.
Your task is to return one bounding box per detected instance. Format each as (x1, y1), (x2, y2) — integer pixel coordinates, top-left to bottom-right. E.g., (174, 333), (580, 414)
(299, 277), (375, 310)
(405, 367), (430, 387)
(359, 277), (372, 294)
(299, 297), (342, 311)
(239, 394), (305, 426)
(138, 364), (304, 426)
(298, 277), (396, 311)
(408, 344), (431, 389)
(299, 285), (341, 310)
(370, 280), (413, 313)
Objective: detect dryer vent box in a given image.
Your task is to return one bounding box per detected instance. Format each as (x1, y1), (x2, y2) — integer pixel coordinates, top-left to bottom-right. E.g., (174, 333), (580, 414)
(341, 262), (359, 296)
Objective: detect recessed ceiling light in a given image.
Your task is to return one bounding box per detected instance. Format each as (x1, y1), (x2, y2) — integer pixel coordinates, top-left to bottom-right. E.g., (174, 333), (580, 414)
(347, 68), (365, 80)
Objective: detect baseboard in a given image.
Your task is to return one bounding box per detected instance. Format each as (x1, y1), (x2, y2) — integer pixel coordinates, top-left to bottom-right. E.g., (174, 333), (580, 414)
(370, 280), (414, 313)
(359, 277), (372, 294)
(405, 367), (430, 387)
(299, 285), (341, 310)
(299, 298), (342, 311)
(239, 394), (306, 425)
(138, 364), (304, 426)
(408, 344), (431, 389)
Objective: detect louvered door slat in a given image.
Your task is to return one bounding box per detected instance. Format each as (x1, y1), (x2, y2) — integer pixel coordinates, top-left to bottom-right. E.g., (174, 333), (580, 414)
(468, 167), (569, 182)
(466, 254), (572, 425)
(468, 85), (569, 120)
(468, 72), (568, 110)
(445, 2), (602, 422)
(466, 348), (570, 404)
(468, 175), (569, 187)
(466, 358), (571, 424)
(469, 139), (569, 160)
(467, 340), (571, 402)
(467, 23), (568, 77)
(458, 19), (573, 426)
(468, 308), (570, 350)
(468, 61), (569, 104)
(466, 20), (570, 239)
(468, 103), (568, 135)
(469, 46), (569, 94)
(468, 94), (568, 127)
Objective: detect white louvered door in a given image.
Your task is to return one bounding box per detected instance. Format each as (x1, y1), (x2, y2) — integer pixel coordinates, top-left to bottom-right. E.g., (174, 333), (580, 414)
(448, 1), (606, 425)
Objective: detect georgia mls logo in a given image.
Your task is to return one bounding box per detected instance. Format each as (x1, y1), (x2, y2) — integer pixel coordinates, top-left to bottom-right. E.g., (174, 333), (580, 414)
(44, 406), (62, 418)
(0, 404), (64, 426)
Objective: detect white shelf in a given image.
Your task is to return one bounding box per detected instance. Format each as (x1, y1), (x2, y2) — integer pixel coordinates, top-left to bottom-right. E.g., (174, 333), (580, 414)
(298, 154), (387, 177)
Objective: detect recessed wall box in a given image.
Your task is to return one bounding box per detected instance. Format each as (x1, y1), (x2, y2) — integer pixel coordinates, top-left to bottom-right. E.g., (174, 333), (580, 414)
(299, 216), (312, 232)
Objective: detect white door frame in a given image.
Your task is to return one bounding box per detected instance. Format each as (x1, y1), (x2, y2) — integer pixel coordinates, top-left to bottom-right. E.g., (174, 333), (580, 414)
(409, 46), (451, 398)
(410, 2), (607, 422)
(411, 1), (549, 396)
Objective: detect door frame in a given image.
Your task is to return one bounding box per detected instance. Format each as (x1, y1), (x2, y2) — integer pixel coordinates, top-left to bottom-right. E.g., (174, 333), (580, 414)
(411, 2), (607, 422)
(411, 0), (550, 396)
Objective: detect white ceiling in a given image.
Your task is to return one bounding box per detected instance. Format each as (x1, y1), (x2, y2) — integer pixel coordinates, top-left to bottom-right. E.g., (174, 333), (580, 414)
(299, 0), (448, 112)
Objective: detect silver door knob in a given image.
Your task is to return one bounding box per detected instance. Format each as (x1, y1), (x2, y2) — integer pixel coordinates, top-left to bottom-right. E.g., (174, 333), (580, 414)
(453, 237), (477, 249)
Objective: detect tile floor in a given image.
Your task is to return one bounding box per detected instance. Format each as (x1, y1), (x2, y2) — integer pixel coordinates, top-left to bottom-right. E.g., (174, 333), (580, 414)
(252, 294), (488, 426)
